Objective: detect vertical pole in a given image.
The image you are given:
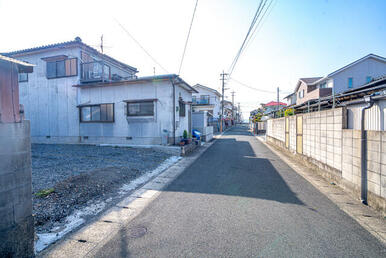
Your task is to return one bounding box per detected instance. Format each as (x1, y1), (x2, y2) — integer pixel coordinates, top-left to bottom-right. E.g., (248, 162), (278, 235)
(332, 87), (336, 108)
(318, 96), (321, 111)
(231, 91), (235, 121)
(277, 87), (279, 111)
(220, 71), (227, 133)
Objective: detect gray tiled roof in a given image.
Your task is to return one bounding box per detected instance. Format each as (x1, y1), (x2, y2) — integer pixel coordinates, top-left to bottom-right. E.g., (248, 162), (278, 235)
(2, 37), (138, 73)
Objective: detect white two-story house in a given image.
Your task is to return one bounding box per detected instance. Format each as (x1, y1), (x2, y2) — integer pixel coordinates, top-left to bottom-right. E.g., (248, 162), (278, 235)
(192, 84), (222, 119)
(4, 37), (197, 145)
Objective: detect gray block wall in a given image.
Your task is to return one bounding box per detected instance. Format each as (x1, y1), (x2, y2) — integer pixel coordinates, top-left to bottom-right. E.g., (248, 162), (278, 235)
(0, 121), (34, 257)
(266, 108), (385, 213)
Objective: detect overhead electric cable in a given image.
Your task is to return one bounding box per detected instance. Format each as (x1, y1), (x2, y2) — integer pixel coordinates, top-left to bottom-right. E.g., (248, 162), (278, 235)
(244, 0), (275, 53)
(115, 19), (169, 73)
(178, 0), (199, 75)
(230, 78), (292, 95)
(227, 0), (265, 77)
(230, 77), (276, 93)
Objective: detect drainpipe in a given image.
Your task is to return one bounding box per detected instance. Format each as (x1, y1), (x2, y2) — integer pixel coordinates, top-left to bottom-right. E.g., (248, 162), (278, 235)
(170, 79), (176, 145)
(360, 95), (374, 205)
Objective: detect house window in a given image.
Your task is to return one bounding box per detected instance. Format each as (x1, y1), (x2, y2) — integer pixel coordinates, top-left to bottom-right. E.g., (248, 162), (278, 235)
(348, 77), (353, 88)
(80, 103), (114, 122)
(319, 82), (327, 88)
(200, 95), (210, 104)
(366, 76), (372, 83)
(47, 58), (77, 79)
(298, 89), (304, 99)
(18, 73), (28, 82)
(127, 101), (154, 116)
(179, 100), (185, 117)
(192, 96), (196, 104)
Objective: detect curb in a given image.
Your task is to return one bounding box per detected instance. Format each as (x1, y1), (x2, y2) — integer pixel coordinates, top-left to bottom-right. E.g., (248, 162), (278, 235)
(40, 138), (218, 257)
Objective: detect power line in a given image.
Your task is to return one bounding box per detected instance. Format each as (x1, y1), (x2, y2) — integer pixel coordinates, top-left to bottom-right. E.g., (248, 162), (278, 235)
(115, 18), (169, 73)
(230, 78), (275, 93)
(230, 78), (292, 95)
(227, 0), (268, 78)
(178, 0), (199, 75)
(244, 0), (276, 53)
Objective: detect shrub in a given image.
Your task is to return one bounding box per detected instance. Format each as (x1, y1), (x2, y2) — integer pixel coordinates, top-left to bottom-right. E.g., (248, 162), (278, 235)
(183, 130), (188, 139)
(284, 108), (294, 117)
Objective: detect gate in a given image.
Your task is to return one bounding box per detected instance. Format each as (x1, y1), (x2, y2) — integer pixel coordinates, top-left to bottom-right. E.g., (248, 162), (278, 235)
(296, 116), (303, 154)
(285, 117), (289, 148)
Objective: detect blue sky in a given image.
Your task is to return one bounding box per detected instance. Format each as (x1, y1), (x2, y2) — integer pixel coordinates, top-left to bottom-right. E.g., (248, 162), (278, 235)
(0, 0), (385, 116)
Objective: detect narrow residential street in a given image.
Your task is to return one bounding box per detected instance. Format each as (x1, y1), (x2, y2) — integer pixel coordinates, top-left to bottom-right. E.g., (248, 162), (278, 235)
(93, 124), (384, 257)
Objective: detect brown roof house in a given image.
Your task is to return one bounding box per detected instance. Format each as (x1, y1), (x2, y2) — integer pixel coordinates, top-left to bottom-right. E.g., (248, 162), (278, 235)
(294, 77), (332, 105)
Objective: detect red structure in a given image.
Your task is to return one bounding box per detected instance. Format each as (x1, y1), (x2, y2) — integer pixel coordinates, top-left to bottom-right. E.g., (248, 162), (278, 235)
(0, 55), (33, 123)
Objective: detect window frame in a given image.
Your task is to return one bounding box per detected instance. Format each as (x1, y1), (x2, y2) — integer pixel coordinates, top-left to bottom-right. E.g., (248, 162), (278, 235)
(79, 103), (114, 123)
(126, 100), (155, 117)
(200, 95), (210, 104)
(46, 57), (78, 79)
(179, 100), (186, 117)
(348, 77), (353, 88)
(298, 89), (304, 99)
(192, 96), (197, 104)
(18, 73), (28, 82)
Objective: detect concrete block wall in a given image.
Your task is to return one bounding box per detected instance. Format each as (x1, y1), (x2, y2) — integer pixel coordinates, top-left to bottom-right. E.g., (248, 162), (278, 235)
(266, 107), (385, 212)
(0, 121), (34, 257)
(302, 108), (344, 171)
(342, 130), (386, 200)
(268, 108), (345, 172)
(267, 117), (285, 142)
(289, 117), (296, 151)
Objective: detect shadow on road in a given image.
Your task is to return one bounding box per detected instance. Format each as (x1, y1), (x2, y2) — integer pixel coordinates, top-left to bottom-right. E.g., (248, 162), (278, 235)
(166, 129), (303, 205)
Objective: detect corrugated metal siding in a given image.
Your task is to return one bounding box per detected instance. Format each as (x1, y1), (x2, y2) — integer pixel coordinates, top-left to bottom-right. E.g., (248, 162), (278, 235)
(346, 99), (385, 130)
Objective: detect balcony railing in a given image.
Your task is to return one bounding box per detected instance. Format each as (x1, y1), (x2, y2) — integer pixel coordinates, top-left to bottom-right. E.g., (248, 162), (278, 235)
(80, 61), (110, 83)
(192, 97), (210, 105)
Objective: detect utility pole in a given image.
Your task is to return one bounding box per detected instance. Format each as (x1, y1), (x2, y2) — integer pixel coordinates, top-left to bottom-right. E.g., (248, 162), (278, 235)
(277, 87), (279, 111)
(220, 71), (228, 133)
(231, 91), (235, 121)
(238, 102), (241, 123)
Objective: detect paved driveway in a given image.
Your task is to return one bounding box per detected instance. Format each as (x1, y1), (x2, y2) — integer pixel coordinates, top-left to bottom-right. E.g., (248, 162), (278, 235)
(94, 125), (385, 257)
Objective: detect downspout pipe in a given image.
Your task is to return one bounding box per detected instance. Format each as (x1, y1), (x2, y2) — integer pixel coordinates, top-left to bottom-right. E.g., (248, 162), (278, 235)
(170, 79), (176, 145)
(360, 95), (374, 205)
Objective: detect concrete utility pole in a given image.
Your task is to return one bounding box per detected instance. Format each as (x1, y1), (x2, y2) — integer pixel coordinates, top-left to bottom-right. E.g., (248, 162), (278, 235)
(277, 87), (280, 111)
(220, 71), (228, 133)
(238, 102), (241, 123)
(231, 91), (235, 120)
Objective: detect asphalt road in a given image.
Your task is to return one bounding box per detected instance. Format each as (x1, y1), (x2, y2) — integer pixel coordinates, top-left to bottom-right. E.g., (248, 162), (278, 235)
(94, 125), (385, 257)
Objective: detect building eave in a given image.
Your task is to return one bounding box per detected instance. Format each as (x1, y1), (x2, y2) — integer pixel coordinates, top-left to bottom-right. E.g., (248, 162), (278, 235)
(327, 53), (386, 77)
(2, 37), (138, 74)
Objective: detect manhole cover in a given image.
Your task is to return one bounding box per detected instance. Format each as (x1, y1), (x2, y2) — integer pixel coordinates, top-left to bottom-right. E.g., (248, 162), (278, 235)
(128, 226), (147, 238)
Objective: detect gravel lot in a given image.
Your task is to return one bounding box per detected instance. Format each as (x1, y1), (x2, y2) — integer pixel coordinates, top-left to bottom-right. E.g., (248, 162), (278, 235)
(31, 144), (172, 233)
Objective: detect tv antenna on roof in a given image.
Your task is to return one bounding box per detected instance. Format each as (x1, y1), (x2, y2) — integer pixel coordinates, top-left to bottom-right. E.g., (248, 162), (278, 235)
(100, 35), (104, 53)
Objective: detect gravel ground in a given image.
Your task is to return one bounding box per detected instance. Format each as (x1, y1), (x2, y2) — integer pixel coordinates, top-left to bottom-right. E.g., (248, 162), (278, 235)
(31, 144), (172, 233)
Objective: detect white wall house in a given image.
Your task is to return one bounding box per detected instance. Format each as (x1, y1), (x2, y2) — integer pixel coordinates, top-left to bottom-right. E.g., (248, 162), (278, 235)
(192, 84), (221, 119)
(76, 75), (196, 145)
(4, 37), (197, 145)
